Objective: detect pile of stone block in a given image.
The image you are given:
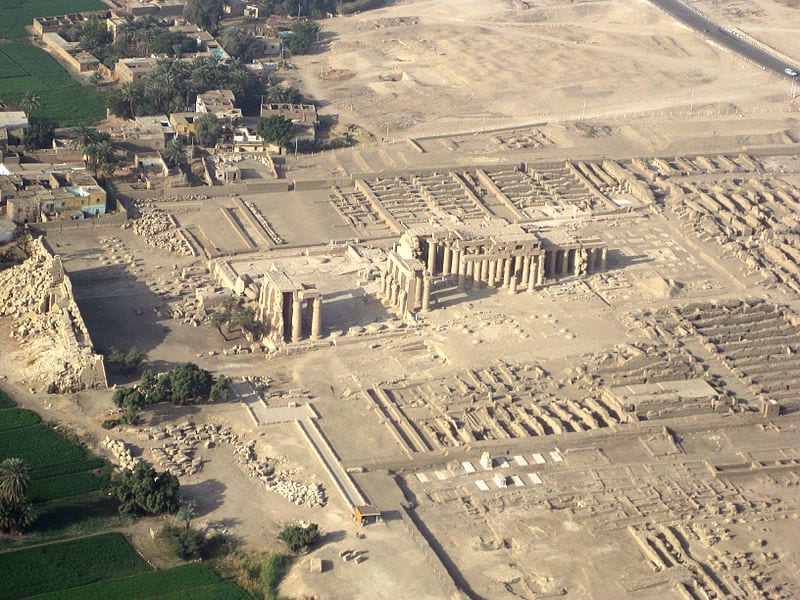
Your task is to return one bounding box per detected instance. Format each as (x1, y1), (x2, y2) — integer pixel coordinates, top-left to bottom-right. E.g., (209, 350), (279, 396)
(103, 436), (140, 471)
(130, 208), (193, 256)
(137, 421), (326, 507)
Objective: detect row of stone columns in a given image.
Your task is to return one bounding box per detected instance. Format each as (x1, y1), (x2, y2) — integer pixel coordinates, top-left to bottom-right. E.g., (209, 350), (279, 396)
(379, 261), (432, 315)
(449, 252), (548, 294)
(290, 294), (322, 343)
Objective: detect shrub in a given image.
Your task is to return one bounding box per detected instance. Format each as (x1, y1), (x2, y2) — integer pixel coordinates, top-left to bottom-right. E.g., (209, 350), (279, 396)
(278, 522), (319, 553)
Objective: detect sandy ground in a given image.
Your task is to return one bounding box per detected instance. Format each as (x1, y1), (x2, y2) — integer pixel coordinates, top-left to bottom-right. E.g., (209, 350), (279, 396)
(288, 0), (788, 138)
(688, 0), (800, 59)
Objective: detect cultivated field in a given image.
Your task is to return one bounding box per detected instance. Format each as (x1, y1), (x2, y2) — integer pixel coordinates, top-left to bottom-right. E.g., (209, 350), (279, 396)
(0, 534), (249, 600)
(0, 0), (106, 125)
(0, 400), (109, 503)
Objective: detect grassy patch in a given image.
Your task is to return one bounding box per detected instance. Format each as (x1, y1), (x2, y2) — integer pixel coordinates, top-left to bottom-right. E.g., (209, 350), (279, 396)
(0, 533), (150, 600)
(24, 563), (223, 600)
(0, 390), (16, 409)
(0, 407), (41, 431)
(261, 554), (294, 600)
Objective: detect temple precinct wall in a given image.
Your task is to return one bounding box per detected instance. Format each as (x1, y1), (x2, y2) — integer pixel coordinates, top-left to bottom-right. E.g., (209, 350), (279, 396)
(0, 236), (107, 391)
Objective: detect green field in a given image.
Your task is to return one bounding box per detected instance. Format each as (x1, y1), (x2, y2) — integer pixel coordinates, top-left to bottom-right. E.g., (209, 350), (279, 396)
(24, 563), (225, 600)
(0, 407), (41, 431)
(0, 406), (109, 502)
(0, 536), (251, 600)
(0, 0), (107, 126)
(0, 533), (151, 599)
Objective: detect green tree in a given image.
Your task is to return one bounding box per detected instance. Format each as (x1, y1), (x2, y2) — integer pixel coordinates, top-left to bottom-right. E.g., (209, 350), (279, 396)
(0, 499), (34, 534)
(89, 70), (104, 85)
(116, 462), (180, 515)
(209, 375), (233, 402)
(106, 346), (148, 375)
(19, 91), (40, 118)
(0, 458), (30, 507)
(256, 114), (294, 149)
(161, 524), (203, 559)
(288, 21), (320, 55)
(23, 116), (55, 151)
(169, 363), (214, 404)
(184, 0), (224, 31)
(194, 112), (222, 147)
(163, 137), (187, 167)
(264, 84), (301, 104)
(221, 27), (259, 63)
(278, 522), (320, 553)
(0, 458), (34, 534)
(112, 387), (147, 424)
(78, 19), (111, 51)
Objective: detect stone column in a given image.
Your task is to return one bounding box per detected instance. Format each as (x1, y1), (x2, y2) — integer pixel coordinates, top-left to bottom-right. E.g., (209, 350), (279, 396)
(442, 245), (452, 276)
(521, 256), (531, 288)
(465, 256), (474, 288)
(407, 274), (418, 310)
(574, 249), (584, 276)
(509, 256), (520, 294)
(488, 259), (497, 287)
(479, 258), (489, 286)
(390, 277), (400, 306)
(457, 253), (466, 291)
(502, 256), (512, 288)
(415, 273), (424, 305)
(527, 259), (537, 293)
(600, 247), (608, 271)
(310, 296), (322, 340)
(421, 276), (431, 312)
(560, 250), (570, 274)
(427, 240), (437, 274)
(380, 271), (389, 298)
(398, 290), (408, 315)
(451, 249), (461, 279)
(537, 254), (545, 285)
(291, 295), (303, 343)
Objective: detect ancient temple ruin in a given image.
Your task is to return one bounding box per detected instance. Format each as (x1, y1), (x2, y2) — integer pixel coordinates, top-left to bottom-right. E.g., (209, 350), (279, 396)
(257, 265), (322, 344)
(378, 223), (608, 316)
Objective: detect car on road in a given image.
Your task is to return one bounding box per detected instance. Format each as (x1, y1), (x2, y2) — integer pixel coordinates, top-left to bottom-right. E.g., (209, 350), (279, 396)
(785, 67), (798, 77)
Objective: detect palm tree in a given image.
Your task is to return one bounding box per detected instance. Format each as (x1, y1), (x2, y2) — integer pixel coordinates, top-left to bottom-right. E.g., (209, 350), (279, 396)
(86, 138), (115, 179)
(19, 92), (40, 118)
(0, 458), (30, 506)
(162, 137), (186, 168)
(69, 123), (96, 151)
(0, 499), (34, 534)
(119, 82), (141, 119)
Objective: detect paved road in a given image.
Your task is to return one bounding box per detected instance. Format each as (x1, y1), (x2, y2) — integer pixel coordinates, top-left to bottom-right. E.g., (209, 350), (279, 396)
(650, 0), (799, 78)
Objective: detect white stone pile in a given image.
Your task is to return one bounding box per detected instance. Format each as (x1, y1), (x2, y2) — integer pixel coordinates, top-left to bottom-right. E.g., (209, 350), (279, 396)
(130, 208), (193, 256)
(103, 436), (140, 470)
